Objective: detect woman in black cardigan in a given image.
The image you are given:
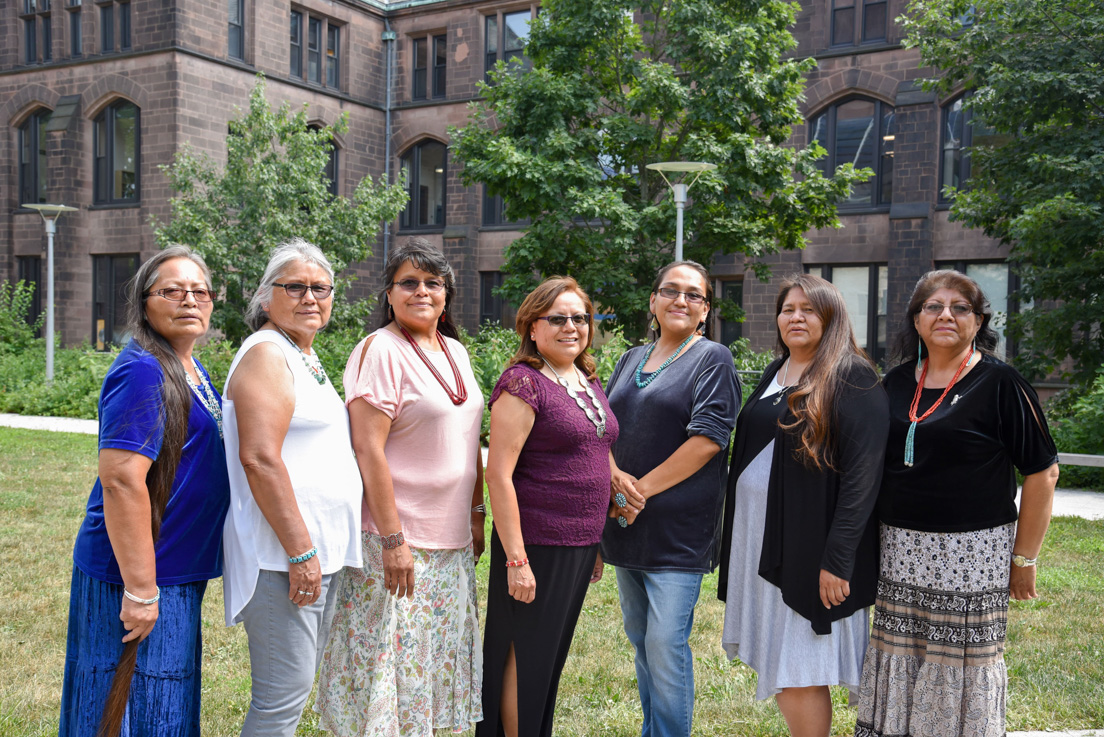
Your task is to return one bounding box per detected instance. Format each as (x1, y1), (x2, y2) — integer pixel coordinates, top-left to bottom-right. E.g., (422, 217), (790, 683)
(718, 274), (888, 737)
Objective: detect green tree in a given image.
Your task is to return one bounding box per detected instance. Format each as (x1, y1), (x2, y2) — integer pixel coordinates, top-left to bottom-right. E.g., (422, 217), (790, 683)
(451, 0), (867, 341)
(902, 0), (1104, 385)
(155, 75), (407, 342)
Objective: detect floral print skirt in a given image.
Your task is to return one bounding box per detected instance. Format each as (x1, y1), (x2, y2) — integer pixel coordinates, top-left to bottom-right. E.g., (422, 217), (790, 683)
(855, 522), (1015, 737)
(316, 532), (483, 737)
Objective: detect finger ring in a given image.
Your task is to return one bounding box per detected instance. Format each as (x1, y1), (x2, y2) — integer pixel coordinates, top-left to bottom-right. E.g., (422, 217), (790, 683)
(614, 492), (627, 508)
(618, 515), (628, 528)
(297, 590), (309, 595)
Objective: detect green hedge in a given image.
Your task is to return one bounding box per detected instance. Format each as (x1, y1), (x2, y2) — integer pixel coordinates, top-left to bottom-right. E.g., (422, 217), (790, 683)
(1047, 372), (1104, 491)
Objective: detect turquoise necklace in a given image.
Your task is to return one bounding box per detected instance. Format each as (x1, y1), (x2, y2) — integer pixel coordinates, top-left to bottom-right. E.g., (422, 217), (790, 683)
(185, 358), (223, 438)
(634, 333), (696, 388)
(275, 326), (329, 385)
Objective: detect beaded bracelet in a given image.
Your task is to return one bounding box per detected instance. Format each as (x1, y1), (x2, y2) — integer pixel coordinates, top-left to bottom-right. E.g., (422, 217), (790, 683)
(123, 587), (160, 605)
(505, 557), (529, 568)
(381, 531), (406, 550)
(289, 546), (318, 564)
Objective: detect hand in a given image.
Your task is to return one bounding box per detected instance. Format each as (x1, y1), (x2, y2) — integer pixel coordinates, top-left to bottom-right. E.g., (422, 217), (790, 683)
(119, 594), (159, 644)
(288, 555), (322, 608)
(471, 515), (486, 561)
(819, 569), (850, 609)
(590, 551), (604, 584)
(609, 471), (645, 526)
(507, 563), (536, 603)
(1009, 563), (1038, 600)
(382, 542), (415, 599)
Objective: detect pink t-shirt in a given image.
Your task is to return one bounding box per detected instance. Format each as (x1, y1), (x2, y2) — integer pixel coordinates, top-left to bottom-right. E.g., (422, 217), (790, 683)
(343, 328), (483, 549)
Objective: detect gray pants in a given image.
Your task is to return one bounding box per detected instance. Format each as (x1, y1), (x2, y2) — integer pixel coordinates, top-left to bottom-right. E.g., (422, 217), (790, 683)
(240, 568), (340, 737)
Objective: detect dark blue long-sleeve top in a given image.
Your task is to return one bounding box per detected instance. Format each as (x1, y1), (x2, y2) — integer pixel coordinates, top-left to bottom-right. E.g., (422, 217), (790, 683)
(600, 338), (741, 573)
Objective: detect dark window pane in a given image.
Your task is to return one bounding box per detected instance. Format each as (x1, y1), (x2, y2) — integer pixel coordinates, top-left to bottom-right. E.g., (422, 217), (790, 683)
(503, 11), (528, 51)
(433, 34), (446, 97)
(18, 110), (50, 205)
(118, 2), (129, 49)
(412, 38), (427, 99)
(879, 109), (894, 204)
(17, 257), (44, 330)
(100, 4), (113, 51)
(93, 254), (138, 348)
(289, 11), (301, 77)
(484, 15), (497, 81)
(43, 15), (52, 60)
(70, 9), (81, 56)
(307, 17), (321, 83)
(942, 97), (965, 194)
(401, 141), (447, 229)
(25, 18), (37, 62)
(832, 3), (854, 46)
(229, 0), (243, 59)
(862, 0), (886, 42)
(480, 271), (504, 325)
(326, 25), (338, 86)
(809, 112), (829, 176)
(835, 99), (875, 204)
(113, 103), (137, 200)
(719, 280), (744, 347)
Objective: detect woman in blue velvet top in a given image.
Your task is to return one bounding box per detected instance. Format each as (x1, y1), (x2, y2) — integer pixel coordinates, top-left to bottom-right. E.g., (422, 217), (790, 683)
(601, 261), (741, 737)
(59, 246), (231, 737)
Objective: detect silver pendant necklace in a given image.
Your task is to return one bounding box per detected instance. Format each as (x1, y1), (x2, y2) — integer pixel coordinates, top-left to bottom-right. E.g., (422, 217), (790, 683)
(537, 354), (607, 438)
(185, 358), (224, 438)
(773, 359), (792, 405)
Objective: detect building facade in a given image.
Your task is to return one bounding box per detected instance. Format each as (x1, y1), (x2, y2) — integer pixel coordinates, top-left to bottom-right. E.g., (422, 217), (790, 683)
(2, 0), (1013, 360)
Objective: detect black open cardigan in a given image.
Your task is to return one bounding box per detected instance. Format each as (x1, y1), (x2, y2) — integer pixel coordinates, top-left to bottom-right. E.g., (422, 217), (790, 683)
(717, 356), (889, 635)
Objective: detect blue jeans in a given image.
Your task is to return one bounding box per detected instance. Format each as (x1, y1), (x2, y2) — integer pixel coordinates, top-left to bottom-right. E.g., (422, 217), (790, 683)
(615, 568), (703, 737)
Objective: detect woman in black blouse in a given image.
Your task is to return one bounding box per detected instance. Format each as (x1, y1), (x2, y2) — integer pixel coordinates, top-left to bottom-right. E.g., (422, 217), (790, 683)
(855, 270), (1060, 737)
(718, 274), (887, 737)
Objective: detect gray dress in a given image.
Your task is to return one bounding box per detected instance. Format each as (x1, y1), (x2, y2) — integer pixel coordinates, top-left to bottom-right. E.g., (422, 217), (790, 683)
(721, 376), (869, 700)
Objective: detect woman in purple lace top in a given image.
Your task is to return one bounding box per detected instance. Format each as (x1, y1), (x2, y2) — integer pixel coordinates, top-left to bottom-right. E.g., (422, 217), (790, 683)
(478, 277), (619, 737)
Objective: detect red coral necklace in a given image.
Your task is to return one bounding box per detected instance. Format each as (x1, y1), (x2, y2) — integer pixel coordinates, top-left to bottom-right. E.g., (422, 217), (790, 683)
(398, 325), (468, 405)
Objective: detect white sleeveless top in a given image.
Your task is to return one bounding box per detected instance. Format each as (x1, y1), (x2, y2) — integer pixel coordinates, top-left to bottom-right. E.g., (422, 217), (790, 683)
(221, 330), (363, 626)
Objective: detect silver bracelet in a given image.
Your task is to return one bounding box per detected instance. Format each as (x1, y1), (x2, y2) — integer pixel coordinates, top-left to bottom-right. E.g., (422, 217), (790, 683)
(472, 504), (487, 515)
(123, 587), (160, 605)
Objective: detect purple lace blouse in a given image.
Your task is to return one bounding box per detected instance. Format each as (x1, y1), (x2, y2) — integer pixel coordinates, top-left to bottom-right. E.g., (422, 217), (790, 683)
(489, 362), (619, 546)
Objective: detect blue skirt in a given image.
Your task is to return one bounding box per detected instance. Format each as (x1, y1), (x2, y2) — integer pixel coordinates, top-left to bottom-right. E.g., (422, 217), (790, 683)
(59, 565), (207, 737)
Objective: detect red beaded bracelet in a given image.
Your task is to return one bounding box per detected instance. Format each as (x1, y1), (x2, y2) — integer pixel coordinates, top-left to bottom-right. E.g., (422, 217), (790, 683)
(505, 557), (529, 568)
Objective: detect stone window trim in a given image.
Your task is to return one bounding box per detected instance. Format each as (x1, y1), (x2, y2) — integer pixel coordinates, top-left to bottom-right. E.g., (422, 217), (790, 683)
(92, 99), (140, 205)
(411, 32), (447, 101)
(484, 5), (536, 84)
(808, 94), (895, 209)
(829, 0), (888, 48)
(290, 7), (342, 90)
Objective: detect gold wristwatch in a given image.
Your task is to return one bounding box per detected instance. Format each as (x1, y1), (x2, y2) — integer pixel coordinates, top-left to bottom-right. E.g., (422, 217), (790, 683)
(1011, 553), (1038, 568)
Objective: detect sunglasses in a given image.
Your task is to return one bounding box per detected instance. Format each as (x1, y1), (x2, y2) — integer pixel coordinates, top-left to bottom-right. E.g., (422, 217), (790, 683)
(392, 278), (446, 293)
(536, 314), (590, 328)
(272, 282), (335, 299)
(920, 302), (974, 317)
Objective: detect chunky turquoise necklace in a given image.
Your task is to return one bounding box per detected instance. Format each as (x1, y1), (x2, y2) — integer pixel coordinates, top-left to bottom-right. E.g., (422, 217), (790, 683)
(633, 333), (696, 388)
(275, 326), (329, 385)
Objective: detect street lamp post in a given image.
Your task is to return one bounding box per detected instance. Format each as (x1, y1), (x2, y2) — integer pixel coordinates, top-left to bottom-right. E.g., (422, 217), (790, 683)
(22, 203), (78, 383)
(646, 162), (717, 261)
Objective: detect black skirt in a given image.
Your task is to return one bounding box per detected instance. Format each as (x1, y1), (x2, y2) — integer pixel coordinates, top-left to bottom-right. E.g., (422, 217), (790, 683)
(477, 528), (599, 737)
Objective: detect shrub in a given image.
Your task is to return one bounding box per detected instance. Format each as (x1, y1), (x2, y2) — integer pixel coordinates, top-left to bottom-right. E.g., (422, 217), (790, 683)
(1048, 372), (1104, 490)
(0, 342), (117, 419)
(0, 280), (44, 356)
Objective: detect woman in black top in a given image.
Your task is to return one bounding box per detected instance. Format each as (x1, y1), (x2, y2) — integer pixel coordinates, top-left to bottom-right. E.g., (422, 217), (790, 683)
(718, 274), (887, 737)
(855, 270), (1060, 737)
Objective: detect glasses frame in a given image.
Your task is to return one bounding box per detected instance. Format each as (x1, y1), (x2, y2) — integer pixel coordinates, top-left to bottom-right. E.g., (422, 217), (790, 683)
(920, 301), (975, 317)
(392, 278), (447, 293)
(144, 287), (215, 303)
(536, 313), (590, 328)
(272, 282), (335, 299)
(655, 287), (707, 305)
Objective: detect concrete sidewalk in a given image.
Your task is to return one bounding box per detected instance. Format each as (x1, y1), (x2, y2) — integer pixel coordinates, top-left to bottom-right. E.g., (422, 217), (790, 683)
(1, 412), (1102, 736)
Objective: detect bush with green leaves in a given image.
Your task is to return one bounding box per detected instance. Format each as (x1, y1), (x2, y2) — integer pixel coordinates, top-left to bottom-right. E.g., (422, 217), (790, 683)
(0, 342), (117, 418)
(0, 280), (44, 356)
(1047, 373), (1104, 490)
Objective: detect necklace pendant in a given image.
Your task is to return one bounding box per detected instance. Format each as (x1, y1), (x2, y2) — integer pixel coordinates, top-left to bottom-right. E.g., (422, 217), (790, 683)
(597, 425), (605, 439)
(773, 394), (783, 405)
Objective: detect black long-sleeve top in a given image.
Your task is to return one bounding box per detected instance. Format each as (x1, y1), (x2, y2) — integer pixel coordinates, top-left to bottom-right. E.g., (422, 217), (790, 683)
(718, 356), (889, 635)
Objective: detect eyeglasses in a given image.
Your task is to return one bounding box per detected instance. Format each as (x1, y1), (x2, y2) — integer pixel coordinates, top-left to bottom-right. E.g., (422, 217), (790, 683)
(921, 302), (974, 317)
(392, 278), (446, 293)
(656, 287), (707, 305)
(145, 288), (215, 303)
(536, 314), (590, 328)
(272, 282), (335, 299)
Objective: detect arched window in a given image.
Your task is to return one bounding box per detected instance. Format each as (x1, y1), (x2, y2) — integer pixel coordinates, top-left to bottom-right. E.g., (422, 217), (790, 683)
(940, 94), (1008, 201)
(93, 100), (140, 204)
(399, 140), (446, 229)
(19, 107), (51, 205)
(809, 96), (895, 207)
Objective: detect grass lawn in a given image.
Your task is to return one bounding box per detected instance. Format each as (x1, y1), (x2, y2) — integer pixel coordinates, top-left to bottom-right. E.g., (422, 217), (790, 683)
(1, 425), (1102, 736)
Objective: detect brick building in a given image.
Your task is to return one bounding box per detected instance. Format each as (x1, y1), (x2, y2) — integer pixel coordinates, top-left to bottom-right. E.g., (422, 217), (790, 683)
(2, 0), (1013, 360)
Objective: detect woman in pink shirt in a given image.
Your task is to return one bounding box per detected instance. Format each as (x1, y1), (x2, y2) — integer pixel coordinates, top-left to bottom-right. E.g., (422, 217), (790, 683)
(316, 239), (486, 736)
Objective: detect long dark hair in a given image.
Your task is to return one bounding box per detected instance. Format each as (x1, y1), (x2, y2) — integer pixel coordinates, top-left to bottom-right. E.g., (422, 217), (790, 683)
(890, 269), (1000, 366)
(775, 273), (876, 471)
(377, 238), (460, 341)
(647, 260), (714, 341)
(509, 276), (599, 381)
(98, 245), (212, 737)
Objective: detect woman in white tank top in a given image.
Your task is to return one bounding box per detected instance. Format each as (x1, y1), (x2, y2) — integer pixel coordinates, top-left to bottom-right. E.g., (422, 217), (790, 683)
(221, 238), (362, 737)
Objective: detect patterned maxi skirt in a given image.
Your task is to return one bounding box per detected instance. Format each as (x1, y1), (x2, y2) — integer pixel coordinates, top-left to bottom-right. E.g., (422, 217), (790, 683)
(855, 522), (1016, 737)
(315, 532), (482, 737)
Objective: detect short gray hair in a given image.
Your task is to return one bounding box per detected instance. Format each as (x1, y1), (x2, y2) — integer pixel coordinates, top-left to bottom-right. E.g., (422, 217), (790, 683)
(245, 238), (336, 332)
